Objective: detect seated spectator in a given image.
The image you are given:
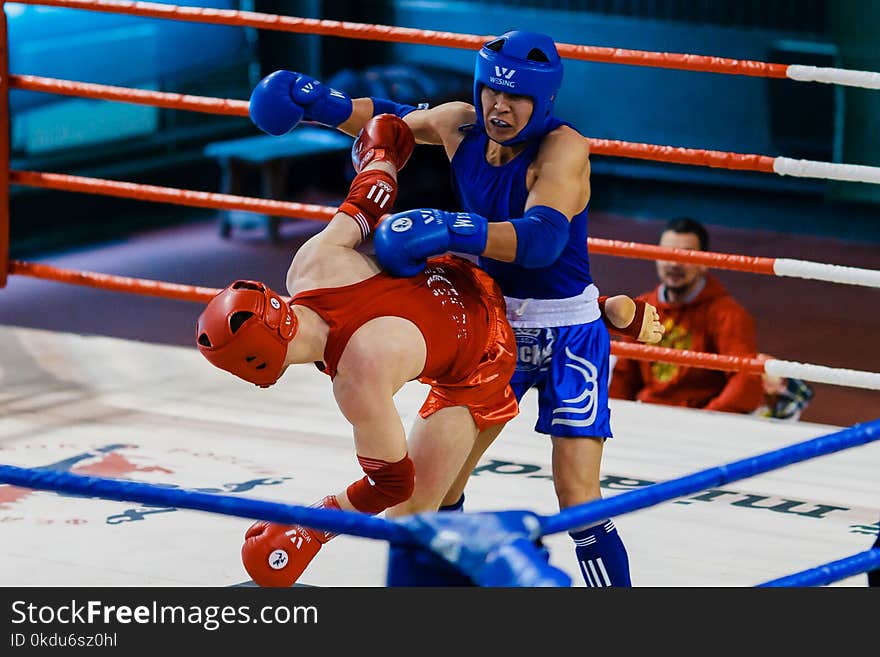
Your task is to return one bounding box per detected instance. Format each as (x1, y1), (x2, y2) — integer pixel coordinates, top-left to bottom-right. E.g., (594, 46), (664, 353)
(609, 217), (764, 414)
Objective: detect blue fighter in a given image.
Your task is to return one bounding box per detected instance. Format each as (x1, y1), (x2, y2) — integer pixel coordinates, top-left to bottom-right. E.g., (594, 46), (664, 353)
(248, 30), (663, 587)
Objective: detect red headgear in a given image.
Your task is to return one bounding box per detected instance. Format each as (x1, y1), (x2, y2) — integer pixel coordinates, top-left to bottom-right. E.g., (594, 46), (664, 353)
(196, 280), (298, 388)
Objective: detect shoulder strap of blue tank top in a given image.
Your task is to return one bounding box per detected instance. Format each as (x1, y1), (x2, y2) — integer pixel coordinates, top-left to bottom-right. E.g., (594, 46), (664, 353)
(544, 116), (567, 133)
(450, 124), (486, 208)
(449, 117), (578, 207)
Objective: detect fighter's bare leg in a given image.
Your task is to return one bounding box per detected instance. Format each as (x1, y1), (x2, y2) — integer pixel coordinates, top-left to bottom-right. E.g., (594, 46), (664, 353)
(386, 405), (480, 518)
(552, 435), (631, 587)
(550, 435), (603, 509)
(385, 410), (505, 586)
(439, 422), (506, 509)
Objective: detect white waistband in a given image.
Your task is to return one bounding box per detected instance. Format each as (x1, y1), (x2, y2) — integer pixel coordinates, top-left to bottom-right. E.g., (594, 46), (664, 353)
(504, 284), (601, 328)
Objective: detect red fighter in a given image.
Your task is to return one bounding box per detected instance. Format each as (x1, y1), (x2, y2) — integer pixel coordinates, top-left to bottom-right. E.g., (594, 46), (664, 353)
(195, 115), (519, 586)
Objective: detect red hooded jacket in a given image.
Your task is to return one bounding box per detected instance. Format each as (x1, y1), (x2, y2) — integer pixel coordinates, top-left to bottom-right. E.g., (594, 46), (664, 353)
(609, 274), (764, 413)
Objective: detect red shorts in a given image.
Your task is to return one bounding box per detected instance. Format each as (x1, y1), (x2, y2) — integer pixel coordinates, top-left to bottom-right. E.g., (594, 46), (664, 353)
(418, 261), (518, 432)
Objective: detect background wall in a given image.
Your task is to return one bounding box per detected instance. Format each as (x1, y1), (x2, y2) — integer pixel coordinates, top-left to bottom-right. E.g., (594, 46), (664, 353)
(387, 0), (878, 242)
(2, 0), (878, 427)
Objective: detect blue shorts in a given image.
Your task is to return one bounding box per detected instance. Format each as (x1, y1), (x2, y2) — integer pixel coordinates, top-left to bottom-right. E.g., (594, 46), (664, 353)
(510, 320), (612, 438)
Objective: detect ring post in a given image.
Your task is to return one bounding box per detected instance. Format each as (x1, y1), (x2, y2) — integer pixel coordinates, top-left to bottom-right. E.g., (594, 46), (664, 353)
(0, 1), (9, 287)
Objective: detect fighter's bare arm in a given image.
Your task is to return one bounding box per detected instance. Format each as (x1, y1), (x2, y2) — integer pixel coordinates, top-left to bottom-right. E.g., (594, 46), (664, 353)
(338, 99), (473, 155)
(483, 126), (591, 262)
(403, 102), (474, 155)
(333, 320), (426, 464)
(285, 161), (396, 294)
(336, 98), (376, 137)
(290, 114), (415, 292)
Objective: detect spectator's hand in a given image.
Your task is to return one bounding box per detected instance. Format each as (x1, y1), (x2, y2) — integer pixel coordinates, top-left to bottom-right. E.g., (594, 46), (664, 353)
(757, 354), (786, 396)
(755, 353), (814, 421)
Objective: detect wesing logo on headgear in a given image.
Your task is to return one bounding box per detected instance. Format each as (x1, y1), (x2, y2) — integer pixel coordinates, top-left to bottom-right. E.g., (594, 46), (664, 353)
(490, 66), (516, 88)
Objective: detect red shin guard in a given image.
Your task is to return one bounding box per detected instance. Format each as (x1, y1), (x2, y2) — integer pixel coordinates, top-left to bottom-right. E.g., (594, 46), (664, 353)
(346, 454), (415, 514)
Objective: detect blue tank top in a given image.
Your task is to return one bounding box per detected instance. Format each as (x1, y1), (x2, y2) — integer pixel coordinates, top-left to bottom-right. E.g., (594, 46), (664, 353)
(450, 118), (592, 300)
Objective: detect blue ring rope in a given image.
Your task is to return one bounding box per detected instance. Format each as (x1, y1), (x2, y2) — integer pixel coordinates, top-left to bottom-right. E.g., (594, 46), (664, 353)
(0, 418), (877, 576)
(0, 465), (413, 544)
(540, 417), (880, 536)
(757, 549), (880, 587)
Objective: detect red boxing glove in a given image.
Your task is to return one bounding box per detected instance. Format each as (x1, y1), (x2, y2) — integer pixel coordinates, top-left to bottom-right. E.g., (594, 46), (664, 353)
(338, 169), (398, 240)
(598, 296), (648, 341)
(351, 113), (415, 173)
(241, 496), (339, 587)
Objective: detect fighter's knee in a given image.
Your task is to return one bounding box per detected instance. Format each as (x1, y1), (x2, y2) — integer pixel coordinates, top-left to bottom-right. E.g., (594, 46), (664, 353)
(346, 454), (415, 514)
(554, 481), (601, 509)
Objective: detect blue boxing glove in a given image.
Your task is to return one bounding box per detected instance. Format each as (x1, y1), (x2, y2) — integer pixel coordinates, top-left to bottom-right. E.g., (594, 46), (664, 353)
(374, 209), (488, 277)
(249, 70), (353, 136)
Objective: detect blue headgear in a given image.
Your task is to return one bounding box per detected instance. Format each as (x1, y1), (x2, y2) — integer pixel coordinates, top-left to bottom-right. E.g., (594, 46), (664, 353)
(473, 30), (563, 146)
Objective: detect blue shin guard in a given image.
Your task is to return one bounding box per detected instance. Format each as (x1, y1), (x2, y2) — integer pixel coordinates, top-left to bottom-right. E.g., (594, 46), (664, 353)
(439, 493), (465, 512)
(570, 519), (632, 587)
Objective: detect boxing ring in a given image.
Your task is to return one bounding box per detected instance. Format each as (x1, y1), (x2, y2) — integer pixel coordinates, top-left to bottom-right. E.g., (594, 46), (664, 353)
(1, 1), (879, 587)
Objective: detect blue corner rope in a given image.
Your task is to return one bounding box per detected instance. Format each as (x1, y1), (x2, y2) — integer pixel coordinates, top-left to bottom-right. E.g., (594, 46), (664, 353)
(0, 464), (412, 544)
(757, 549), (880, 587)
(540, 417), (880, 536)
(1, 418), (877, 544)
(1, 417), (877, 587)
